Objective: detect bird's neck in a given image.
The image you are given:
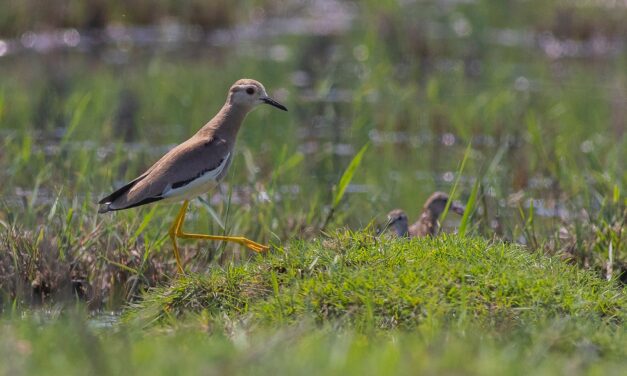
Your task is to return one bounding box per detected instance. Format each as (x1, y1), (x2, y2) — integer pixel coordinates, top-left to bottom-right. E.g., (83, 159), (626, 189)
(396, 223), (409, 237)
(198, 103), (250, 142)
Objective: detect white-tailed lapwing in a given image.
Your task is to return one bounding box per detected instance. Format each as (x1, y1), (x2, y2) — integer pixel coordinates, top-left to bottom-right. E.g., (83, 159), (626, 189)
(99, 79), (287, 273)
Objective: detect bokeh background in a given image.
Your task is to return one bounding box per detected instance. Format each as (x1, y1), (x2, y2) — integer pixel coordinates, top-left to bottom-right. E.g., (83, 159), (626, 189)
(1, 0), (626, 305)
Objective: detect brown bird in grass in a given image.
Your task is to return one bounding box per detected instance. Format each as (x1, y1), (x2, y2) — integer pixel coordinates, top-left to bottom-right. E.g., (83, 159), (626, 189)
(385, 192), (465, 237)
(98, 79), (287, 273)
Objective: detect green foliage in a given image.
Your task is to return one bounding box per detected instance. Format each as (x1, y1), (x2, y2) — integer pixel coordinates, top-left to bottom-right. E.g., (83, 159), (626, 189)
(4, 313), (627, 376)
(333, 144), (369, 210)
(125, 234), (626, 329)
(321, 143), (370, 230)
(440, 142), (471, 226)
(458, 177), (480, 236)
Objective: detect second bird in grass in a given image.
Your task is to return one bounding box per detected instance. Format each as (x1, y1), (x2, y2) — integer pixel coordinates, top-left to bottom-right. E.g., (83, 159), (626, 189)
(98, 79), (287, 273)
(386, 192), (465, 237)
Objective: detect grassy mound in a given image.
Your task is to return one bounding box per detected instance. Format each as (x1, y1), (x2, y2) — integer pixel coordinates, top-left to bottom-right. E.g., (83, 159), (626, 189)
(125, 233), (626, 329)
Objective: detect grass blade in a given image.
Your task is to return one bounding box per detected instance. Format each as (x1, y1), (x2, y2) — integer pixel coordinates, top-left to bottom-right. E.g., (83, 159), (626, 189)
(130, 205), (158, 243)
(459, 177), (480, 236)
(440, 141), (472, 226)
(198, 197), (225, 230)
(332, 143), (369, 209)
(321, 143), (369, 230)
(61, 92), (92, 147)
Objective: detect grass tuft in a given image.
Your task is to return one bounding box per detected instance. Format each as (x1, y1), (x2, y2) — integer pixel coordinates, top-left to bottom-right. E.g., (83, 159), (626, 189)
(125, 233), (626, 329)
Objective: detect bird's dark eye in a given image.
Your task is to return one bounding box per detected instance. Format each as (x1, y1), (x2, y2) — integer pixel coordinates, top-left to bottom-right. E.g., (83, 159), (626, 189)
(246, 87), (255, 95)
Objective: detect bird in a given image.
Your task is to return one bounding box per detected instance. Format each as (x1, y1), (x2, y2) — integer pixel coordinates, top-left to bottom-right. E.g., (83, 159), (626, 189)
(98, 79), (288, 273)
(385, 192), (465, 237)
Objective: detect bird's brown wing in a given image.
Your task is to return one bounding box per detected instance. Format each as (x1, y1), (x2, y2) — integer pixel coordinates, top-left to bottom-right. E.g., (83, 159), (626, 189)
(98, 136), (230, 212)
(408, 213), (435, 237)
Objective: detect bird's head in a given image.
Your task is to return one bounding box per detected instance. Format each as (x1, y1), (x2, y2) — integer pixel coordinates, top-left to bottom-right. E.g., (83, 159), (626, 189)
(385, 209), (409, 237)
(424, 192), (465, 217)
(228, 79), (287, 112)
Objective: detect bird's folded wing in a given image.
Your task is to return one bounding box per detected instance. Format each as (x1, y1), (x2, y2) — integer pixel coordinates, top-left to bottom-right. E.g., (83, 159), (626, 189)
(101, 136), (230, 211)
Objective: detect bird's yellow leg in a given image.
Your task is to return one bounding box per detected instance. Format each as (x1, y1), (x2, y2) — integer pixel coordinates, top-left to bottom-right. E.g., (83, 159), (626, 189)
(174, 201), (269, 253)
(168, 200), (189, 274)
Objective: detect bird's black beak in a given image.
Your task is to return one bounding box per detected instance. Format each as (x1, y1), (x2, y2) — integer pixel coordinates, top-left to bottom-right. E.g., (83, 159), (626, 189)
(450, 201), (465, 215)
(377, 217), (395, 236)
(261, 96), (288, 111)
(383, 217), (396, 230)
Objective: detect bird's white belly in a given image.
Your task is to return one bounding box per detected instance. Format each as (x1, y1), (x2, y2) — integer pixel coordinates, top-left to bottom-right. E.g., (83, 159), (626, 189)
(163, 179), (220, 202)
(161, 153), (231, 202)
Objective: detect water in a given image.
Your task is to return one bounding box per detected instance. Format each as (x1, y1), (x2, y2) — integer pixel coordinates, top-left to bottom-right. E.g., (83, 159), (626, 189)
(88, 311), (120, 329)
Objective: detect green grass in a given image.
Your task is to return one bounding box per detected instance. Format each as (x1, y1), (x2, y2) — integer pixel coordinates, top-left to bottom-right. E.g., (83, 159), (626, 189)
(2, 316), (626, 375)
(2, 235), (626, 375)
(124, 233), (625, 328)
